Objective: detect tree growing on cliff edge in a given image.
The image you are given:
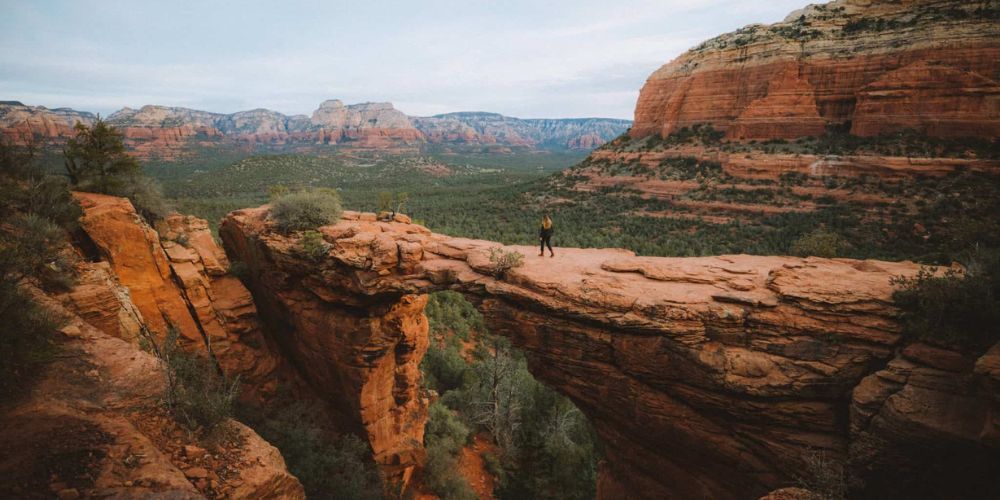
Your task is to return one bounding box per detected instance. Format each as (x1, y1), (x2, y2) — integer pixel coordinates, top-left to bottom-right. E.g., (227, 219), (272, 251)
(63, 117), (169, 221)
(64, 117), (140, 192)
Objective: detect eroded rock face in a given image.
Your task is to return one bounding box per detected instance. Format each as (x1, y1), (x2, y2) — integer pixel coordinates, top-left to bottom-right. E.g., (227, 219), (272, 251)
(69, 192), (286, 400)
(72, 192), (205, 346)
(0, 286), (305, 499)
(221, 205), (999, 499)
(0, 101), (95, 142)
(850, 342), (1000, 498)
(632, 0), (1000, 141)
(219, 209), (431, 488)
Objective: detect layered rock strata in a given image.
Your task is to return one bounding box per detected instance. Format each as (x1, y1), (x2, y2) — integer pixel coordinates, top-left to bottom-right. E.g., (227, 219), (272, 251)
(632, 0), (1000, 141)
(221, 205), (1000, 499)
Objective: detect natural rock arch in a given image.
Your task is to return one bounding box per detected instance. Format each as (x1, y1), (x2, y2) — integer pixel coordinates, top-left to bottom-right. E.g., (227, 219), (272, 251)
(220, 206), (999, 499)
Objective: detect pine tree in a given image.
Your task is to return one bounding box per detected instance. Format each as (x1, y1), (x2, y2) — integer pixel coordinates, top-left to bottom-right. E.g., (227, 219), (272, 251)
(64, 117), (140, 193)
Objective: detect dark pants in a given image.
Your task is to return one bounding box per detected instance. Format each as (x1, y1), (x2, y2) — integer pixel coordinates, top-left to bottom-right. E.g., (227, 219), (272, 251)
(540, 234), (553, 254)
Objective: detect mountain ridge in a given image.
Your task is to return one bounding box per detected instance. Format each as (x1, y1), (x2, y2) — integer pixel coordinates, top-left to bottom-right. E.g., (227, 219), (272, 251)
(0, 99), (631, 156)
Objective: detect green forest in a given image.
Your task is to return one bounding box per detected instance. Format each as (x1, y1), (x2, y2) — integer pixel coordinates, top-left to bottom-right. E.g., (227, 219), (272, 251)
(139, 132), (998, 266)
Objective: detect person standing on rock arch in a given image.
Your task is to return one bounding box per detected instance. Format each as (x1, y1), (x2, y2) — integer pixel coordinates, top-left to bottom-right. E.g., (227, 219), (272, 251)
(539, 213), (554, 257)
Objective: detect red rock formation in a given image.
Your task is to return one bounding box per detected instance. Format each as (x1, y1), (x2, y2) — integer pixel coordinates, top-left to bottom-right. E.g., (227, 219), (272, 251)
(0, 285), (305, 499)
(72, 192), (204, 345)
(632, 0), (1000, 141)
(852, 60), (1000, 138)
(70, 192), (287, 400)
(728, 65), (827, 140)
(60, 261), (144, 341)
(566, 132), (606, 149)
(584, 148), (1000, 182)
(0, 101), (94, 143)
(219, 209), (431, 488)
(220, 205), (1000, 499)
(850, 341), (1000, 497)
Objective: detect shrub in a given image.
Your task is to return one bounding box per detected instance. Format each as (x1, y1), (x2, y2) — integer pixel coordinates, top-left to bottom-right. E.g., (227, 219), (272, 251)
(63, 118), (171, 222)
(423, 341), (473, 393)
(268, 184), (290, 200)
(791, 229), (849, 258)
(120, 174), (171, 222)
(139, 327), (240, 435)
(424, 402), (476, 500)
(426, 401), (471, 453)
(0, 284), (61, 397)
(377, 191), (393, 213)
(2, 213), (78, 290)
(298, 230), (329, 261)
(891, 248), (999, 352)
(796, 449), (846, 500)
(488, 247), (524, 279)
(270, 188), (343, 232)
(427, 290), (484, 340)
(237, 397), (384, 499)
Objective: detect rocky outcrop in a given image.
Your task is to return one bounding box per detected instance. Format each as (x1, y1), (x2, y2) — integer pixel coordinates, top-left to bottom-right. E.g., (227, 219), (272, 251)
(632, 0), (1000, 141)
(219, 209), (431, 488)
(72, 192), (205, 346)
(0, 286), (305, 499)
(852, 60), (1000, 138)
(221, 205), (1000, 499)
(849, 341), (1000, 498)
(69, 192), (286, 400)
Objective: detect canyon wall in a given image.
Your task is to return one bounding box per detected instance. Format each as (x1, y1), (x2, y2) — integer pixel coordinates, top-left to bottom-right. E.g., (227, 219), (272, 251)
(221, 205), (999, 499)
(68, 192), (289, 401)
(631, 0), (1000, 141)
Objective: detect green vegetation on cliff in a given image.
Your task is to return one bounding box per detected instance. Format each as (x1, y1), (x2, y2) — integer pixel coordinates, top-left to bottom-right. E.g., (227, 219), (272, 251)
(0, 137), (80, 396)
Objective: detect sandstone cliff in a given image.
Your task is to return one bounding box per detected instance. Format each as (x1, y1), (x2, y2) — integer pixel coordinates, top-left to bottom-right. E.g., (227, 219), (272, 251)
(632, 0), (999, 141)
(68, 192), (288, 400)
(221, 205), (999, 499)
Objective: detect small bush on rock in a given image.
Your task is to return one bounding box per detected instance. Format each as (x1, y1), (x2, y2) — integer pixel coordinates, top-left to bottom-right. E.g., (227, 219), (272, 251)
(488, 247), (524, 279)
(139, 327), (240, 435)
(791, 229), (849, 258)
(270, 188), (343, 232)
(891, 247), (999, 352)
(298, 230), (329, 261)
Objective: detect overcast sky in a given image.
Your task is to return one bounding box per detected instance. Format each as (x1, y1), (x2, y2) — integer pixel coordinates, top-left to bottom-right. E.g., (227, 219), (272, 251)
(1, 0), (808, 119)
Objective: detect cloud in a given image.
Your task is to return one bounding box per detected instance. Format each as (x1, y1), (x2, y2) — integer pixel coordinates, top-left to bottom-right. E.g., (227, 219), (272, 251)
(0, 0), (806, 118)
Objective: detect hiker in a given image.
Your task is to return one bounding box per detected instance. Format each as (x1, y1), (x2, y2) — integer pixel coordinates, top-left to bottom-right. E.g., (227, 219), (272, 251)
(539, 213), (554, 257)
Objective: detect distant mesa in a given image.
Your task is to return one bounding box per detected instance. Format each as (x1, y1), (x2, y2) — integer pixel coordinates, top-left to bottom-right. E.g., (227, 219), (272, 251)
(631, 0), (1000, 141)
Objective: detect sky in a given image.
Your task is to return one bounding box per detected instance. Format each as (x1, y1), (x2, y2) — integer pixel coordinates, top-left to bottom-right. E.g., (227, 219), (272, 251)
(0, 0), (808, 119)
